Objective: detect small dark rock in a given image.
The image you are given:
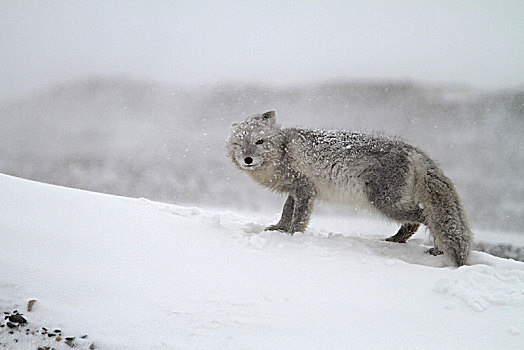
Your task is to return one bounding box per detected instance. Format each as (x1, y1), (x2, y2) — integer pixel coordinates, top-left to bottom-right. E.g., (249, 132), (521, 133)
(54, 328), (62, 333)
(48, 333), (56, 337)
(65, 336), (75, 341)
(6, 322), (17, 328)
(8, 314), (27, 324)
(80, 334), (88, 339)
(65, 339), (74, 347)
(42, 327), (48, 331)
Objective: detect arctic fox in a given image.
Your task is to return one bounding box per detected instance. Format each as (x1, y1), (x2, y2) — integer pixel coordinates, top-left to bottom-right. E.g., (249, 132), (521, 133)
(227, 111), (473, 266)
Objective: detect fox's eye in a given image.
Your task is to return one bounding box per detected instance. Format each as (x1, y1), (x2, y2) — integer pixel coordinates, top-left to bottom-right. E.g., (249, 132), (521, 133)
(255, 139), (264, 145)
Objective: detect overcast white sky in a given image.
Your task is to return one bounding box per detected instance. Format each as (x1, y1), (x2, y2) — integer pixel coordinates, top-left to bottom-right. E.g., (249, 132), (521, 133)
(1, 0), (523, 102)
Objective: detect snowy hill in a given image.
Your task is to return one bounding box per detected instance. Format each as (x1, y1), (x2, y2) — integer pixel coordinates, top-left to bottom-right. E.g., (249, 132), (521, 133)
(1, 173), (523, 349)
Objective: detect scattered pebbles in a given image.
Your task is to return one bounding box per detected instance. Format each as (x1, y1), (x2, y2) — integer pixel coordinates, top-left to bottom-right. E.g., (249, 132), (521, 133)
(1, 308), (95, 349)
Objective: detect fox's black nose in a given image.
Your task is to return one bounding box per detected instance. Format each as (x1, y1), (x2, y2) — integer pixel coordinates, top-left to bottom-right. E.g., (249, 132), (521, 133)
(244, 157), (253, 165)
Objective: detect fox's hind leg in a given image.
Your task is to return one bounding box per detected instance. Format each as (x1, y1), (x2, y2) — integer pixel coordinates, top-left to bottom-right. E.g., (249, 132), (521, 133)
(386, 223), (420, 243)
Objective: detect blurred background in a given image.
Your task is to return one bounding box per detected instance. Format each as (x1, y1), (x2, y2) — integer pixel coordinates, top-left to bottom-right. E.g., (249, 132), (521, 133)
(1, 1), (523, 233)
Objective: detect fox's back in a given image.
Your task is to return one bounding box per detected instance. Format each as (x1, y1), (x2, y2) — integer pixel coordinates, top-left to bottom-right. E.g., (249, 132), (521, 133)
(283, 128), (414, 206)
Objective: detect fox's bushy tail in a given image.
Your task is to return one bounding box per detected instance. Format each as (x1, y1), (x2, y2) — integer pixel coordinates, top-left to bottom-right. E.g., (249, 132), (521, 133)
(420, 167), (473, 266)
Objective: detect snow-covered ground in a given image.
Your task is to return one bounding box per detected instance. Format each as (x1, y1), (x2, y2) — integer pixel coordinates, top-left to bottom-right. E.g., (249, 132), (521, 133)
(1, 173), (523, 349)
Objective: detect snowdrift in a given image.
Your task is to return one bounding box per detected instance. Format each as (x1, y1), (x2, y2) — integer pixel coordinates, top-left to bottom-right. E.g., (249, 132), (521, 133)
(1, 173), (523, 349)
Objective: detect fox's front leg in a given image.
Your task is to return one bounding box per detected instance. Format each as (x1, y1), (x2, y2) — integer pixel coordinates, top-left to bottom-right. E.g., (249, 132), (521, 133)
(265, 195), (294, 232)
(288, 182), (316, 233)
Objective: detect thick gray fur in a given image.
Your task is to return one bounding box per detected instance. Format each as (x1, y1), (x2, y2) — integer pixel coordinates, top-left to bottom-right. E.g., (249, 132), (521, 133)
(227, 111), (473, 266)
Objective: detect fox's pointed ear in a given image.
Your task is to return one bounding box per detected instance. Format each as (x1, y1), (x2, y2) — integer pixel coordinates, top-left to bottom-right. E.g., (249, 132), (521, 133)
(262, 110), (276, 120)
(261, 110), (276, 125)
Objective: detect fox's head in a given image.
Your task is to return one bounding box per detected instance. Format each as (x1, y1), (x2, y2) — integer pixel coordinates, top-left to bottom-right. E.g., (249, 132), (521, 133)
(227, 110), (281, 171)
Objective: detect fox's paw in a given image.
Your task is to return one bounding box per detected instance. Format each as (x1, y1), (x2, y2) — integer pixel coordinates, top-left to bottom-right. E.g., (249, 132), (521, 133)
(385, 235), (408, 243)
(265, 224), (292, 234)
(426, 247), (444, 256)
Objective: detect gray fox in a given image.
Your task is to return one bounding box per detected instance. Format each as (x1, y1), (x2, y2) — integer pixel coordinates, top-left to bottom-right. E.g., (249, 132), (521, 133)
(227, 111), (473, 266)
